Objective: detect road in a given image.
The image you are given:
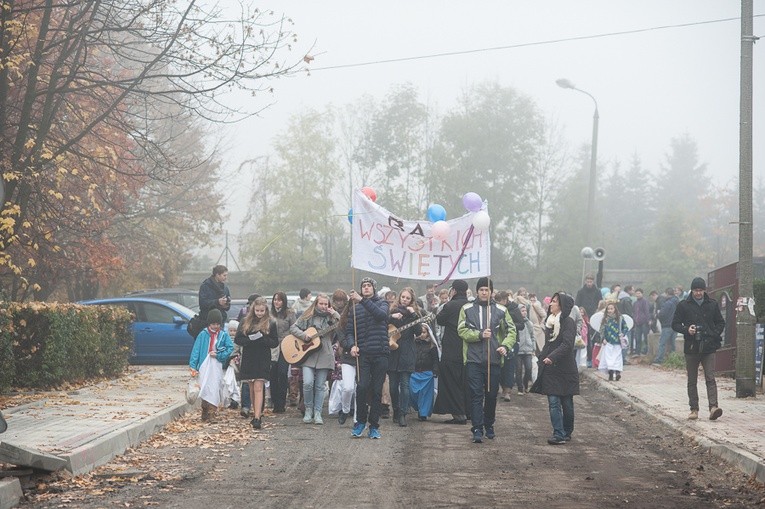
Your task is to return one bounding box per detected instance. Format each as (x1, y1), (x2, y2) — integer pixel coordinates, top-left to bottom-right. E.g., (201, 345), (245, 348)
(22, 378), (765, 508)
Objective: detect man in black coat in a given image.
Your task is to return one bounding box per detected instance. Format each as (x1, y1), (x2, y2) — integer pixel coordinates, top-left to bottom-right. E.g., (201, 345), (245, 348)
(344, 277), (390, 439)
(199, 265), (232, 323)
(671, 277), (725, 421)
(432, 280), (470, 424)
(575, 274), (602, 366)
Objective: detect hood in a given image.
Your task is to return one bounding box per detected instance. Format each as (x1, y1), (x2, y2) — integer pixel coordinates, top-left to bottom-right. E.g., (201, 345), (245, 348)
(555, 292), (575, 319)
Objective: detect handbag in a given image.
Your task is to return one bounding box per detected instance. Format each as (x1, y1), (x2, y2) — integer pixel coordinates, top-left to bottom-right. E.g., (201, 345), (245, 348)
(618, 316), (629, 349)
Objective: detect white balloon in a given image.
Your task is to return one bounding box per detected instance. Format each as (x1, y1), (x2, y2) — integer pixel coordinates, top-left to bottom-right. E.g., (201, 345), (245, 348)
(472, 210), (491, 230)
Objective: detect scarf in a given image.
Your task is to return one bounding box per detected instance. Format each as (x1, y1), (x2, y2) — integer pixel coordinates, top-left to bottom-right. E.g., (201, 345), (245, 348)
(545, 312), (561, 341)
(207, 327), (219, 354)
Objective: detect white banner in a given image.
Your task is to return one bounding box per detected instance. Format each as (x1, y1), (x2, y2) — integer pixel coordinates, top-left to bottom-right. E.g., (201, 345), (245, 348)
(351, 190), (491, 281)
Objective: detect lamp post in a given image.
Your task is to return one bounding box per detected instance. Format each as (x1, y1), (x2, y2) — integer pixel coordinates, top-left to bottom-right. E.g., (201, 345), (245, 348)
(557, 78), (599, 246)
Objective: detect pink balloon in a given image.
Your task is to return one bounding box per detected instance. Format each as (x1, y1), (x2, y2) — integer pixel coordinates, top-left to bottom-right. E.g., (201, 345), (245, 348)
(462, 192), (483, 212)
(361, 186), (377, 202)
(431, 220), (451, 240)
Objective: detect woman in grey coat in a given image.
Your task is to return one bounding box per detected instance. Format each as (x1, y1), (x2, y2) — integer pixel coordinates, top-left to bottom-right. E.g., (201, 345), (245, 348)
(290, 293), (342, 425)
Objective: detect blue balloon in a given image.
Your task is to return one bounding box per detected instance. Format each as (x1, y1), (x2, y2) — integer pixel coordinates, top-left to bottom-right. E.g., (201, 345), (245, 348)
(427, 204), (447, 222)
(347, 208), (354, 224)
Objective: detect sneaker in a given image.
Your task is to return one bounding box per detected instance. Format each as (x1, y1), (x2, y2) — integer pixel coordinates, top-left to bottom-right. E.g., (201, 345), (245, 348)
(517, 389), (524, 395)
(547, 436), (566, 445)
(250, 417), (262, 430)
(368, 427), (381, 439)
(688, 410), (699, 420)
(502, 393), (511, 402)
(314, 413), (324, 425)
(564, 435), (571, 442)
(709, 407), (723, 420)
(485, 426), (495, 439)
(228, 400), (239, 410)
(615, 372), (621, 381)
(303, 409), (313, 424)
(338, 411), (348, 425)
(418, 416), (427, 421)
(240, 407), (251, 418)
(472, 428), (483, 443)
(351, 422), (365, 438)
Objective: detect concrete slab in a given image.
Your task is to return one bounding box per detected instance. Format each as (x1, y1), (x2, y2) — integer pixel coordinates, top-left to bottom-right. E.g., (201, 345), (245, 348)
(0, 442), (67, 472)
(0, 477), (22, 509)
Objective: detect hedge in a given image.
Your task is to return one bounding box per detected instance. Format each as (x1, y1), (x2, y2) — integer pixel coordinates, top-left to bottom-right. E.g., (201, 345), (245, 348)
(0, 302), (133, 392)
(755, 279), (765, 323)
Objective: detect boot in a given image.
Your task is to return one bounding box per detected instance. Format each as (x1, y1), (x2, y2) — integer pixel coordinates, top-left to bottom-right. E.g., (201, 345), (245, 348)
(303, 408), (314, 424)
(201, 401), (210, 422)
(615, 371), (621, 381)
(398, 414), (407, 427)
(608, 370), (614, 381)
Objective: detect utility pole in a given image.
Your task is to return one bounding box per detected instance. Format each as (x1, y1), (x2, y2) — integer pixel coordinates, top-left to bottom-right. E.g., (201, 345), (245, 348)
(736, 0), (756, 398)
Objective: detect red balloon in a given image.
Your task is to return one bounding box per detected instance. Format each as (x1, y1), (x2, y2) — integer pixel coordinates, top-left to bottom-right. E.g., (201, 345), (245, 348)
(361, 186), (377, 202)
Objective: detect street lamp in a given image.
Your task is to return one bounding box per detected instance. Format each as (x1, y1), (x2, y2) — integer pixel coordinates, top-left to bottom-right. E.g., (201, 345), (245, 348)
(556, 78), (599, 246)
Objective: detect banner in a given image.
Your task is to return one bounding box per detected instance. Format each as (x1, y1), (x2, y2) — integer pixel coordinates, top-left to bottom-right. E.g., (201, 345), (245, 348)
(351, 190), (491, 281)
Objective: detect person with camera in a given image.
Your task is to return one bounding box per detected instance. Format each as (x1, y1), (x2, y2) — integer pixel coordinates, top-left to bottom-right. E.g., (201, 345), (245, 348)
(199, 265), (232, 323)
(671, 277), (725, 421)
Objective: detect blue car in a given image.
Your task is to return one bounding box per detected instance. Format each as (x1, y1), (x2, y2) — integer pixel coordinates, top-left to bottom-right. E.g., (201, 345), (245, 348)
(79, 297), (196, 364)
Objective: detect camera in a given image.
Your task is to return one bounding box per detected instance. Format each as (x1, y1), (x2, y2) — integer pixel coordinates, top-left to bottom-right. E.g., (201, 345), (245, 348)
(694, 324), (704, 332)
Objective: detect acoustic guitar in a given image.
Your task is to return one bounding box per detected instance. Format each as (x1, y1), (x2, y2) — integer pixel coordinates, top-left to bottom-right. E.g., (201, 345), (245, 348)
(281, 322), (341, 365)
(388, 313), (434, 351)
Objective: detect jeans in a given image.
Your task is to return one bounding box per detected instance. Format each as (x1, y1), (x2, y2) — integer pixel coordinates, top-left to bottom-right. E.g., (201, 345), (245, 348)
(466, 362), (500, 431)
(654, 326), (677, 363)
(355, 354), (389, 428)
(685, 353), (718, 410)
(270, 355), (290, 411)
(339, 363), (357, 415)
(515, 354), (533, 391)
(632, 323), (650, 355)
(302, 366), (330, 415)
(388, 370), (412, 417)
(500, 354), (515, 389)
(547, 394), (575, 440)
(241, 381), (251, 410)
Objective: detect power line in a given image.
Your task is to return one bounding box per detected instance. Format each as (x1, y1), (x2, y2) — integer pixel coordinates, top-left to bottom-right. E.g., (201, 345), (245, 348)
(310, 14), (765, 72)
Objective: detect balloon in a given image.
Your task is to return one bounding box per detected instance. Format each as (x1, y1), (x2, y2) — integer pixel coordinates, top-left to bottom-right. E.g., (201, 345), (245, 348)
(361, 186), (377, 202)
(427, 204), (446, 222)
(347, 208), (354, 224)
(472, 210), (491, 230)
(431, 220), (451, 240)
(462, 192), (483, 212)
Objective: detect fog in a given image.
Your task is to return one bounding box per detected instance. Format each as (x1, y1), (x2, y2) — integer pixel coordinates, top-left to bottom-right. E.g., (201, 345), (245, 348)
(210, 0), (764, 268)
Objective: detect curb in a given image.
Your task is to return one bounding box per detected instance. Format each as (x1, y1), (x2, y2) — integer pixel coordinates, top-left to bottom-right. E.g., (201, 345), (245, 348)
(0, 478), (22, 509)
(582, 370), (765, 483)
(63, 400), (193, 475)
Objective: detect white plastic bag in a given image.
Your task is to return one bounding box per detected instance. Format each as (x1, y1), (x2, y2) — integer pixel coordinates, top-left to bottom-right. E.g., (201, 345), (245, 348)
(221, 365), (240, 406)
(328, 380), (342, 415)
(185, 378), (200, 405)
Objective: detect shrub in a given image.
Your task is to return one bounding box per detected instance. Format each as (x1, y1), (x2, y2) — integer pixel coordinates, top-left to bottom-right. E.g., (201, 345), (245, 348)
(0, 302), (133, 392)
(662, 351), (686, 370)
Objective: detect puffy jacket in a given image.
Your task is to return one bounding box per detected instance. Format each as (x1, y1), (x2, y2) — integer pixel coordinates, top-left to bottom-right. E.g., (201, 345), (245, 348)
(458, 300), (516, 366)
(343, 296), (390, 356)
(671, 293), (725, 355)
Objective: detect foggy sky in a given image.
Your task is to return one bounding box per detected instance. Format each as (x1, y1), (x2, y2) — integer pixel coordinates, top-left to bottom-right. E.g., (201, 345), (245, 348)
(210, 0), (764, 259)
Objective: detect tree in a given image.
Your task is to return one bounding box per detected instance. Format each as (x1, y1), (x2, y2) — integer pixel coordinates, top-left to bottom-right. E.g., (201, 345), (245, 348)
(0, 0), (304, 300)
(239, 109), (343, 288)
(429, 81), (544, 268)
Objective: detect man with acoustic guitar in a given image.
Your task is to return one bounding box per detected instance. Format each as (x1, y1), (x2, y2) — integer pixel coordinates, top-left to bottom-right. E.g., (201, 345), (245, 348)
(343, 277), (390, 439)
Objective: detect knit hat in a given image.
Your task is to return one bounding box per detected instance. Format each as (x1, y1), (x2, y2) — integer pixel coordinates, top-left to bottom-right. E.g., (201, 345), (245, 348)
(247, 293), (260, 303)
(207, 308), (223, 325)
(476, 277), (493, 293)
(450, 280), (468, 294)
(691, 277), (706, 290)
(360, 277), (377, 292)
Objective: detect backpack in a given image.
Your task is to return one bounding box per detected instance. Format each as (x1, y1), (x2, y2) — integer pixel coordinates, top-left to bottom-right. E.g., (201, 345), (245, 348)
(186, 314), (205, 339)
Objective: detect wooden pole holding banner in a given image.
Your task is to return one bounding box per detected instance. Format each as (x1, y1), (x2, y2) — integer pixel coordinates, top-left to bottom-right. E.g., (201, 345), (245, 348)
(487, 280), (491, 390)
(352, 269), (360, 381)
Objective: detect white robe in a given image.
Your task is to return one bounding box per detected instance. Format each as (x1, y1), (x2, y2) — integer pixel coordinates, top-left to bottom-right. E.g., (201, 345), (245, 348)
(598, 343), (624, 372)
(198, 355), (225, 407)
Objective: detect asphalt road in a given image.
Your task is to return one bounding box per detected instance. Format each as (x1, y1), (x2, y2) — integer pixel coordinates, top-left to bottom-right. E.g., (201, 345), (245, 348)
(22, 378), (765, 508)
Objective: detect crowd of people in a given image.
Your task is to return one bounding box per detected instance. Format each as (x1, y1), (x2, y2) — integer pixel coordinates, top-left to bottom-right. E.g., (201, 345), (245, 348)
(188, 265), (726, 446)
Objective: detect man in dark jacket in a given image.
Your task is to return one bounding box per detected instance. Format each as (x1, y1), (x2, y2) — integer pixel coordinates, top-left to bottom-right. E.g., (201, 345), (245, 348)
(653, 287), (679, 364)
(671, 277), (725, 421)
(343, 277), (390, 439)
(575, 274), (601, 366)
(433, 280), (470, 424)
(199, 265), (232, 323)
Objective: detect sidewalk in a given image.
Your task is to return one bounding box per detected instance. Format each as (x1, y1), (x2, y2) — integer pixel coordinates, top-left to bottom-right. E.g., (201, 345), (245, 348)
(583, 363), (765, 483)
(0, 366), (191, 508)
